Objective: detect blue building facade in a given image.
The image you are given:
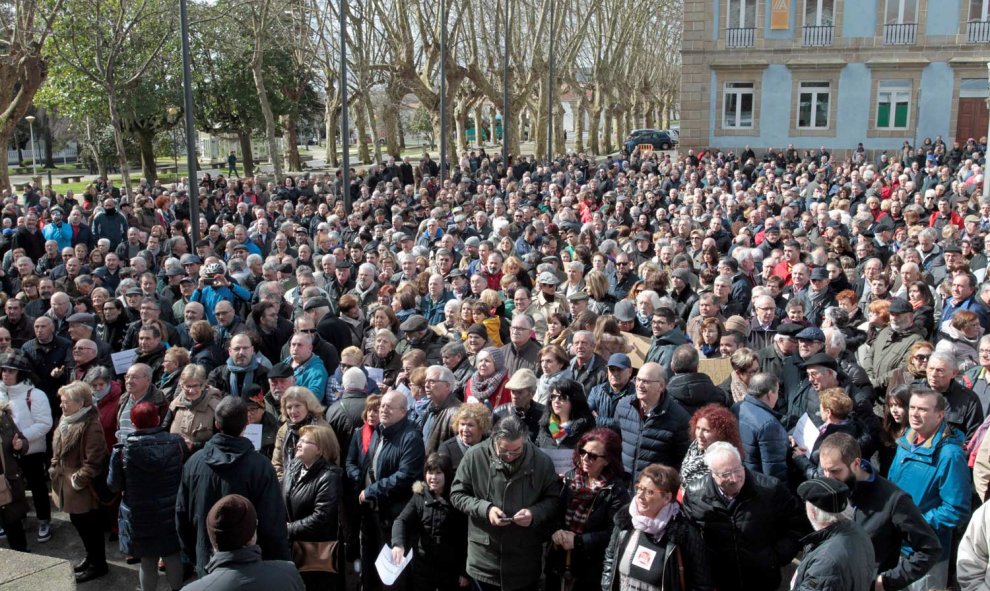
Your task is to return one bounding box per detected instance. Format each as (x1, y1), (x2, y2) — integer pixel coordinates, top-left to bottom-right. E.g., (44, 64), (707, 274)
(680, 0), (990, 155)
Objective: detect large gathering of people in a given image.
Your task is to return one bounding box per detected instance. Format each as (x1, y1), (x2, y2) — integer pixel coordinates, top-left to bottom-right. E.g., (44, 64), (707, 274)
(0, 138), (989, 590)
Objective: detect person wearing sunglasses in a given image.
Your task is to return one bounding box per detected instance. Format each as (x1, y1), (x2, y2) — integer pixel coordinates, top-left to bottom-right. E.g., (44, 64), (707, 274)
(548, 427), (629, 591)
(535, 378), (594, 451)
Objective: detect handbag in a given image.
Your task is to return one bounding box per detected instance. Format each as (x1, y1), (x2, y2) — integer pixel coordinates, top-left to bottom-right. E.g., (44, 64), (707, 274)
(0, 439), (13, 507)
(292, 540), (339, 573)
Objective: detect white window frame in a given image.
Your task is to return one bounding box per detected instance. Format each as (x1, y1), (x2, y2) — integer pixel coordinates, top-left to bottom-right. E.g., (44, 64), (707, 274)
(970, 0), (990, 21)
(876, 80), (912, 130)
(797, 81), (831, 129)
(723, 82), (755, 130)
(804, 0), (835, 26)
(727, 0), (756, 28)
(885, 0), (919, 23)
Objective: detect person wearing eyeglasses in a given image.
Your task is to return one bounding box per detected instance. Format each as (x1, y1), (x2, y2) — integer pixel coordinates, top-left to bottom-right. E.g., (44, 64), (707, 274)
(535, 378), (594, 451)
(162, 365), (222, 455)
(546, 427), (629, 591)
(451, 415), (560, 591)
(682, 442), (806, 591)
(615, 362), (690, 480)
(602, 463), (712, 591)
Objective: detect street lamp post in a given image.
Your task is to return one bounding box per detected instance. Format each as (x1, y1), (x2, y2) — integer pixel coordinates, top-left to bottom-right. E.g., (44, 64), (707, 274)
(439, 0), (447, 182)
(502, 0), (509, 167)
(985, 62), (990, 201)
(25, 115), (37, 177)
(546, 0), (555, 163)
(179, 0), (200, 243)
(340, 0), (350, 210)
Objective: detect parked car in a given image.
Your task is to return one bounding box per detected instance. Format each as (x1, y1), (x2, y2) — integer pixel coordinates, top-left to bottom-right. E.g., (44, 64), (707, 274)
(623, 129), (678, 154)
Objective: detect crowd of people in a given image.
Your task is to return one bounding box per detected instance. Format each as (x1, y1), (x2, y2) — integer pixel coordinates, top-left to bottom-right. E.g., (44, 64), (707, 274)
(0, 137), (990, 591)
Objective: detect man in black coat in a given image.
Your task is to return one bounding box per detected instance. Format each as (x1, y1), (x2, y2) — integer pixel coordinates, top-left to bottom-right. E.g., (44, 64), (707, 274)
(666, 344), (730, 415)
(683, 441), (808, 591)
(176, 398), (291, 577)
(818, 433), (942, 591)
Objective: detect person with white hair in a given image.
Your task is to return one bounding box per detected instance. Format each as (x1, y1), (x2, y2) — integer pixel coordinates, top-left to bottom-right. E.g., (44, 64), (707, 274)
(791, 477), (876, 591)
(683, 441), (806, 591)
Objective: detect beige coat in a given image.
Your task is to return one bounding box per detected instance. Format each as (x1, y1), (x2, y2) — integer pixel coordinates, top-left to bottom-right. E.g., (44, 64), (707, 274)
(168, 388), (221, 444)
(272, 414), (329, 481)
(51, 409), (107, 514)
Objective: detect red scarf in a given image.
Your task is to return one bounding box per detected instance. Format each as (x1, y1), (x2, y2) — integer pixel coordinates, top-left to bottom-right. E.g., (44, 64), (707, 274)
(360, 422), (375, 454)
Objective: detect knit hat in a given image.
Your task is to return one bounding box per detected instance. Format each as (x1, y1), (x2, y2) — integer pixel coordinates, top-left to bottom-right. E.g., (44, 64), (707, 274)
(466, 324), (488, 341)
(207, 494), (257, 551)
(797, 478), (850, 513)
(480, 346), (505, 372)
(723, 315), (750, 336)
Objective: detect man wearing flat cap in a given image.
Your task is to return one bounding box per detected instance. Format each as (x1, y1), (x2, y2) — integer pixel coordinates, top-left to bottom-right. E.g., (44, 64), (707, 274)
(864, 298), (923, 395)
(792, 477), (876, 591)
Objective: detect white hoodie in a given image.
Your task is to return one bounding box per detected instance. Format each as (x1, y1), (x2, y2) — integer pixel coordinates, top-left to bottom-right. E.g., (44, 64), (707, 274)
(0, 382), (52, 455)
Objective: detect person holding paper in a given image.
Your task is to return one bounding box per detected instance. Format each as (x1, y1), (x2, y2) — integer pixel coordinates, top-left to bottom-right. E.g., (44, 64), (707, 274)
(390, 453), (468, 591)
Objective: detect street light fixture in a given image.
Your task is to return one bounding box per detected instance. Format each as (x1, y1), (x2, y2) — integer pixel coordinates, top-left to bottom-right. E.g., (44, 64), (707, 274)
(25, 115), (37, 177)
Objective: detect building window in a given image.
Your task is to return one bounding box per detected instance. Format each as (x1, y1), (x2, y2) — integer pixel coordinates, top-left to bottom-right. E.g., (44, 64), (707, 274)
(884, 0), (918, 43)
(798, 82), (831, 129)
(726, 0), (756, 47)
(803, 0), (835, 45)
(876, 80), (912, 130)
(723, 82), (755, 129)
(969, 0), (990, 42)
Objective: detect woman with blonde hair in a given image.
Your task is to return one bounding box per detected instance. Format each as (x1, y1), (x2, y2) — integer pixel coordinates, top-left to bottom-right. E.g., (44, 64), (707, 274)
(585, 270), (616, 315)
(161, 364), (222, 454)
(273, 386), (332, 481)
(721, 347), (761, 403)
(51, 381), (109, 582)
(158, 346), (190, 402)
(936, 310), (983, 371)
(284, 424), (342, 591)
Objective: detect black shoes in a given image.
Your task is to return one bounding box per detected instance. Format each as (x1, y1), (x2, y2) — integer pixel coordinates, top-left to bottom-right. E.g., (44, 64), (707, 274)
(75, 563), (109, 583)
(73, 558), (90, 574)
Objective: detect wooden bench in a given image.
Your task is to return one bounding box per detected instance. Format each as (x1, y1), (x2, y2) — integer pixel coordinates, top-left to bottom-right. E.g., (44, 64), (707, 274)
(59, 175), (83, 184)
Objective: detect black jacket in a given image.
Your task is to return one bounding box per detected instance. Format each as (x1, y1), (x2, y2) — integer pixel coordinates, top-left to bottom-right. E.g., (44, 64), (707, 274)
(791, 519), (876, 591)
(666, 372), (730, 416)
(682, 469), (809, 591)
(547, 471), (629, 591)
(601, 505), (713, 591)
(850, 461), (942, 590)
(391, 483), (468, 588)
(283, 457), (342, 543)
(616, 393), (691, 478)
(107, 427), (185, 558)
(325, 388), (368, 453)
(365, 416), (426, 522)
(176, 433), (291, 576)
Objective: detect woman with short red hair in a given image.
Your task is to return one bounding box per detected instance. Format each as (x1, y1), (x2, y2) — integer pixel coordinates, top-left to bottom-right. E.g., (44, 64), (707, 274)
(680, 404), (744, 495)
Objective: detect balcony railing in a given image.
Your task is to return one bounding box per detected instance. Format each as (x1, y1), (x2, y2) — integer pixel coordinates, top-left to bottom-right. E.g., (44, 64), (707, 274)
(883, 22), (917, 45)
(969, 20), (990, 43)
(725, 27), (756, 48)
(802, 25), (835, 46)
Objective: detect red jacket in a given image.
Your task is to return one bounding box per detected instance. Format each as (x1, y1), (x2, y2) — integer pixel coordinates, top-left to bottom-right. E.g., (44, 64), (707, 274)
(95, 382), (123, 453)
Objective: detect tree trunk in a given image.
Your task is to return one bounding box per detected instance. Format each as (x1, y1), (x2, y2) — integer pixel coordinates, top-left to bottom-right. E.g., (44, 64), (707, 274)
(602, 108), (613, 154)
(455, 101), (468, 157)
(251, 47), (282, 182)
(364, 92), (382, 164)
(490, 109), (498, 147)
(474, 105), (484, 146)
(354, 97), (371, 164)
(588, 100), (602, 155)
(554, 103), (565, 158)
(137, 129), (158, 183)
(383, 80), (402, 159)
(534, 88), (548, 160)
(84, 116), (106, 179)
(106, 91), (133, 194)
(238, 130), (255, 177)
(283, 115), (302, 172)
(324, 95), (340, 167)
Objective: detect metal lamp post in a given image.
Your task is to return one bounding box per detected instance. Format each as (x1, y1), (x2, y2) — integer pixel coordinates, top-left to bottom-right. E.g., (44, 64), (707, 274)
(25, 115), (37, 177)
(985, 62), (990, 201)
(502, 0), (509, 167)
(439, 0), (448, 182)
(340, 0), (350, 210)
(546, 0), (555, 163)
(179, 0), (200, 242)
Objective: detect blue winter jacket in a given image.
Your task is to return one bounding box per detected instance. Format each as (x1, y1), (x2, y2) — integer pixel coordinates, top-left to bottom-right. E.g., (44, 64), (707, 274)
(615, 393), (691, 482)
(191, 283), (252, 324)
(587, 380), (635, 431)
(421, 290), (454, 326)
(889, 422), (971, 560)
(286, 354), (329, 404)
(733, 394), (789, 483)
(42, 222), (72, 250)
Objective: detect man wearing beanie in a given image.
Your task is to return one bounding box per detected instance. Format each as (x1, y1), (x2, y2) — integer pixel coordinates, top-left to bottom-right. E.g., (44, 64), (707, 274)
(177, 397), (291, 576)
(792, 477), (876, 591)
(183, 495), (303, 591)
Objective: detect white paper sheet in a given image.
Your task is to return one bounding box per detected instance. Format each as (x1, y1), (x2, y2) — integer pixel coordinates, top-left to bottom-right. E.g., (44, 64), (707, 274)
(540, 447), (574, 475)
(375, 545), (412, 586)
(791, 412), (820, 452)
(243, 424), (263, 450)
(111, 348), (139, 375)
(366, 366), (385, 385)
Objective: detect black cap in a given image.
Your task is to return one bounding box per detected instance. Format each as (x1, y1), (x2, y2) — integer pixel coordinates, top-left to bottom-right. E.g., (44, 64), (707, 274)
(399, 314), (429, 332)
(797, 478), (850, 513)
(889, 297), (913, 315)
(943, 241), (963, 254)
(303, 297), (331, 311)
(810, 266), (829, 281)
(800, 352), (838, 371)
(776, 323), (805, 338)
(268, 362), (295, 379)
